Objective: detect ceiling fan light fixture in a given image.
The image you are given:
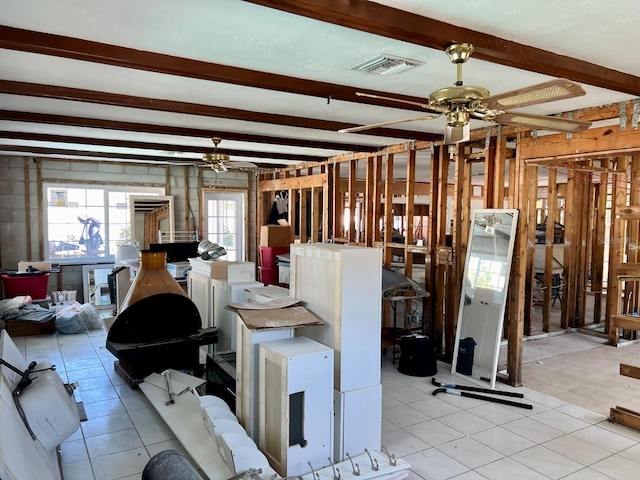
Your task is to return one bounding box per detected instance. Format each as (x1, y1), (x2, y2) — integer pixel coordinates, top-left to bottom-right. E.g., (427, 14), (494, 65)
(203, 137), (230, 171)
(445, 43), (474, 64)
(447, 107), (469, 127)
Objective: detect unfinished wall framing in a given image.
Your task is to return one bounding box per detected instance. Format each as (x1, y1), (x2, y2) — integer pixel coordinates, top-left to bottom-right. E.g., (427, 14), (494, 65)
(258, 100), (640, 386)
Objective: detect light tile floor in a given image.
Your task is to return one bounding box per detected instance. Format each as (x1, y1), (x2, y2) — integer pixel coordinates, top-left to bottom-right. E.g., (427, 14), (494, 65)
(8, 327), (640, 480)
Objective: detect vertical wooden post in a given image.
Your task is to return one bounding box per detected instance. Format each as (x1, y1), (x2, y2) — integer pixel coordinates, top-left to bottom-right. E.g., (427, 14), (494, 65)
(542, 168), (558, 331)
(484, 136), (497, 208)
(383, 154), (394, 266)
(575, 171), (592, 326)
(348, 159), (357, 243)
(451, 144), (470, 335)
(503, 132), (527, 386)
(524, 165), (538, 336)
(373, 155), (383, 244)
(493, 129), (507, 208)
(324, 163), (333, 242)
(405, 150), (416, 278)
(300, 188), (308, 243)
(607, 157), (628, 344)
(591, 161), (608, 323)
(333, 162), (342, 240)
(311, 187), (321, 243)
(364, 155), (375, 247)
(428, 146), (442, 352)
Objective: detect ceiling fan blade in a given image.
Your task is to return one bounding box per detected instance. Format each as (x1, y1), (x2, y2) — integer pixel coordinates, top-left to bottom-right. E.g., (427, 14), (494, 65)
(483, 79), (586, 111)
(444, 124), (470, 144)
(493, 111), (591, 133)
(339, 113), (444, 134)
(355, 92), (445, 113)
(229, 161), (259, 169)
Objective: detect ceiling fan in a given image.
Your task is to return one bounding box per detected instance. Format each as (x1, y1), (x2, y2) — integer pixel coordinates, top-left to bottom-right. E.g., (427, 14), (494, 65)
(340, 43), (592, 144)
(201, 137), (258, 172)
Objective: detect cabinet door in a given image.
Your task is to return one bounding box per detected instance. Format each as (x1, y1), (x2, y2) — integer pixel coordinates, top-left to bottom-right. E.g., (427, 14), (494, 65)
(188, 272), (214, 360)
(188, 272), (211, 328)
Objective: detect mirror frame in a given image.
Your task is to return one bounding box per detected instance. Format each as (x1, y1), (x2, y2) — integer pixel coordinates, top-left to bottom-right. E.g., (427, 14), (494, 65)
(129, 195), (175, 248)
(451, 208), (519, 389)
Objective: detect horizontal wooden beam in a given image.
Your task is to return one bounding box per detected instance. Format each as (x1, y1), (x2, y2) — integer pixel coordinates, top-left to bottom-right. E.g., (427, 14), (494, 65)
(519, 123), (640, 160)
(0, 25), (431, 112)
(0, 130), (324, 162)
(259, 174), (328, 191)
(611, 315), (640, 331)
(0, 80), (440, 142)
(0, 109), (373, 152)
(247, 0), (640, 95)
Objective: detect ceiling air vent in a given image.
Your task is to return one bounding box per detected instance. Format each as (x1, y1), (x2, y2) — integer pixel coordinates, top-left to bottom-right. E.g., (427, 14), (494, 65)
(348, 54), (424, 76)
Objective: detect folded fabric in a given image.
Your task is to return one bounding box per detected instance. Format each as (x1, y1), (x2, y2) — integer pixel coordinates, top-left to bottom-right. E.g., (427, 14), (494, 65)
(2, 303), (55, 323)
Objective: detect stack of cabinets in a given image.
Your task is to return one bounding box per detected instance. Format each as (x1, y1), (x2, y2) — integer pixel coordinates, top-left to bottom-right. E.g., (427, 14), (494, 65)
(236, 285), (292, 441)
(187, 258), (259, 355)
(290, 244), (382, 460)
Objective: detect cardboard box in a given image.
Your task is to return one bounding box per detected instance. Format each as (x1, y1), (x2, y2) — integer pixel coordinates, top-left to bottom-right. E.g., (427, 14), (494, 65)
(188, 257), (256, 281)
(166, 261), (191, 279)
(260, 225), (292, 247)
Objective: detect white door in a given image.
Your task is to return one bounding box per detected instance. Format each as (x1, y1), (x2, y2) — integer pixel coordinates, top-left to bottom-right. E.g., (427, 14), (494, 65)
(203, 191), (246, 261)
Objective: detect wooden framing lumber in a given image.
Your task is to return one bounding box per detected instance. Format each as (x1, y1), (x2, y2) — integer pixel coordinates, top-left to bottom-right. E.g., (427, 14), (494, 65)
(620, 363), (640, 379)
(383, 154), (394, 266)
(520, 123), (640, 161)
(610, 406), (640, 431)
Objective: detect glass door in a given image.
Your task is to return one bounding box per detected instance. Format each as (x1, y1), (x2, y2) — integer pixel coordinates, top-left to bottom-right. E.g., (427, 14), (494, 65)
(203, 190), (247, 261)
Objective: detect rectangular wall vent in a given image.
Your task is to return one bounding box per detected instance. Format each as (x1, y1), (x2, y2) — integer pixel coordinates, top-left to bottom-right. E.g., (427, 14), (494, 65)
(348, 54), (424, 76)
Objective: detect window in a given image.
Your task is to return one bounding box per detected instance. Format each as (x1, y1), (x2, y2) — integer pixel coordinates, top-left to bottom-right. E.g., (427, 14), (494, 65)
(44, 184), (164, 263)
(203, 190), (246, 261)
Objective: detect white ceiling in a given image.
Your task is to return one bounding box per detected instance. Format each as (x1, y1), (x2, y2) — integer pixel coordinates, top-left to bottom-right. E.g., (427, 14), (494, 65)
(0, 0), (638, 170)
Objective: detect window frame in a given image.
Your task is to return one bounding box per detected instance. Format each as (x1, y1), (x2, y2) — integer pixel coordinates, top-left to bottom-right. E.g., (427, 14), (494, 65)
(43, 182), (165, 265)
(202, 188), (248, 262)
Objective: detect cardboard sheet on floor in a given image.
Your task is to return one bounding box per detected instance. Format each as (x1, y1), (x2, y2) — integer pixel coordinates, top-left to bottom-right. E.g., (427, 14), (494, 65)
(228, 304), (324, 330)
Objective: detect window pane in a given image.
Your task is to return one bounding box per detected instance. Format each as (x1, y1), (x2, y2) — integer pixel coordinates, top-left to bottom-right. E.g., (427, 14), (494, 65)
(45, 184), (163, 263)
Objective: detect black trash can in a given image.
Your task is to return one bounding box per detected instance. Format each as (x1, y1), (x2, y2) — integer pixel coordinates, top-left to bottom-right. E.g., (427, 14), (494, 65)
(456, 337), (476, 376)
(398, 334), (437, 377)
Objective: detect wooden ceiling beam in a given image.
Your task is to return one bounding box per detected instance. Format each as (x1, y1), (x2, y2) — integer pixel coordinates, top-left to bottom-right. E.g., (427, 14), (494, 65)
(247, 0), (640, 96)
(0, 80), (440, 142)
(0, 144), (290, 168)
(0, 110), (376, 152)
(0, 130), (327, 162)
(0, 25), (431, 111)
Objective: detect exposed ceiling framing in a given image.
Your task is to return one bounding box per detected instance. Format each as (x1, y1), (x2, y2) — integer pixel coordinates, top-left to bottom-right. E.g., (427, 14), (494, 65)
(0, 0), (638, 170)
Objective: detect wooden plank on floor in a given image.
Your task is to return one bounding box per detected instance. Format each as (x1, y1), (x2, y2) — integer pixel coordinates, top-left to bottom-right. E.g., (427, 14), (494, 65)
(620, 363), (640, 380)
(610, 406), (640, 431)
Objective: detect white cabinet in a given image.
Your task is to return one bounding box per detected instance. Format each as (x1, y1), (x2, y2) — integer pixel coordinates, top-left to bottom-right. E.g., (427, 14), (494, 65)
(211, 280), (263, 353)
(259, 337), (333, 477)
(82, 264), (115, 309)
(289, 244), (383, 461)
(333, 384), (382, 459)
(187, 258), (259, 355)
(290, 244), (382, 392)
(236, 318), (294, 441)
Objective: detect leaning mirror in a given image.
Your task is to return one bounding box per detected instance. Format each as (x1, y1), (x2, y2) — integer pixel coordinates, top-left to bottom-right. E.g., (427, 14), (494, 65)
(129, 195), (174, 249)
(451, 209), (519, 389)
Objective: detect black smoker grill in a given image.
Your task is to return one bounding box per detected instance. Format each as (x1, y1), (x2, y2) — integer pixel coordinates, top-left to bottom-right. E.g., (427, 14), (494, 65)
(106, 251), (218, 386)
